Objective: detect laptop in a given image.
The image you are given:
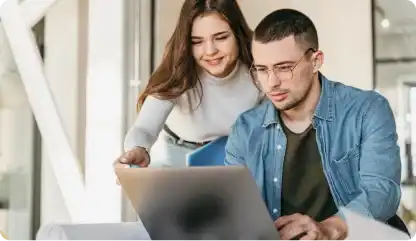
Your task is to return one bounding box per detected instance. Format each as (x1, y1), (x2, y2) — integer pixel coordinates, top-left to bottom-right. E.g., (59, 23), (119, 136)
(115, 166), (280, 240)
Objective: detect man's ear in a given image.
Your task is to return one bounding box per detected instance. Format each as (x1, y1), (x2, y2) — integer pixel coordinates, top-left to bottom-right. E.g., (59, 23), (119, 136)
(312, 50), (324, 73)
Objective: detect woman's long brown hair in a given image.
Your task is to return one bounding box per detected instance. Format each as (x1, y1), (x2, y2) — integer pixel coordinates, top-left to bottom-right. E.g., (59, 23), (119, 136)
(137, 0), (253, 111)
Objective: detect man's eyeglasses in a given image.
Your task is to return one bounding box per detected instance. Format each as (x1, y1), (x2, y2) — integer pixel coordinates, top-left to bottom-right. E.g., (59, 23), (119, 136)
(249, 48), (316, 84)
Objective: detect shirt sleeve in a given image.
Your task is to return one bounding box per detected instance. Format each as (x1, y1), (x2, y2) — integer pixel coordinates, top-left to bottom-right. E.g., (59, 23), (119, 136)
(336, 93), (401, 222)
(123, 96), (174, 151)
(224, 117), (247, 166)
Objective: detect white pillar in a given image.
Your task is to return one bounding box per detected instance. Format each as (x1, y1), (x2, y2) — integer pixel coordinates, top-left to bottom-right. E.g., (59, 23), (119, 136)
(20, 0), (59, 28)
(84, 0), (126, 222)
(42, 0), (85, 224)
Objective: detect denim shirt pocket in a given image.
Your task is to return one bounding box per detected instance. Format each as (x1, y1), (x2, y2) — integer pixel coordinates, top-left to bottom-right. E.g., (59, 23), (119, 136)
(331, 144), (361, 195)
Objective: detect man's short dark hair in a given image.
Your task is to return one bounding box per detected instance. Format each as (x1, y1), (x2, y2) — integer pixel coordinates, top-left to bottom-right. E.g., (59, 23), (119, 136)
(253, 8), (319, 50)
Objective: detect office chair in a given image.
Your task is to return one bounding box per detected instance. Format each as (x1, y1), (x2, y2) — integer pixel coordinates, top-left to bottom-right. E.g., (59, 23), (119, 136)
(186, 136), (228, 166)
(387, 214), (410, 237)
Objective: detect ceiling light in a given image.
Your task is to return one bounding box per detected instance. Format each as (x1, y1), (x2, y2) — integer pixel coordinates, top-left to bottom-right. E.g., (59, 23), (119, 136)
(409, 0), (416, 7)
(381, 18), (390, 29)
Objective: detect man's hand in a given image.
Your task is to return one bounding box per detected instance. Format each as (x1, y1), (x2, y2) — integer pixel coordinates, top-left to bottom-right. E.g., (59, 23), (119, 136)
(275, 213), (327, 240)
(275, 213), (347, 240)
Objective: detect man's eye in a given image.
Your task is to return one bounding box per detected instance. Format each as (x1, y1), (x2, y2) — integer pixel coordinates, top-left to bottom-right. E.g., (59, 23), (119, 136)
(278, 66), (292, 71)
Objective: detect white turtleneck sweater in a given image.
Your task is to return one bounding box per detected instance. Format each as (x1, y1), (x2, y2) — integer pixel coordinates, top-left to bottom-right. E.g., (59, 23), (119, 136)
(124, 62), (262, 151)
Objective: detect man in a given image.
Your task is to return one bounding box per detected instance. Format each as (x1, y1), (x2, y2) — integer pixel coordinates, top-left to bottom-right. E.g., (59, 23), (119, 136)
(225, 9), (401, 240)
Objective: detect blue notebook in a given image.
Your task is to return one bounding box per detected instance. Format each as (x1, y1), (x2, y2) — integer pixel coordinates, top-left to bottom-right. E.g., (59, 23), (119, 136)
(186, 136), (228, 166)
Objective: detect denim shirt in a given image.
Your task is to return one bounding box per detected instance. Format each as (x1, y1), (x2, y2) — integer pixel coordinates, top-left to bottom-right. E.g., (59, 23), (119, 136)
(225, 75), (401, 222)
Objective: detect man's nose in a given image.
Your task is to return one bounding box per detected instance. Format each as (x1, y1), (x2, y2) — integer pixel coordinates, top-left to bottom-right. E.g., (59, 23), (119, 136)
(265, 70), (281, 90)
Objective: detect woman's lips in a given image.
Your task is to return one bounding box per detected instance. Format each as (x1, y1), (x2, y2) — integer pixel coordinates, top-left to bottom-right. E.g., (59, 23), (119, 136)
(205, 57), (224, 66)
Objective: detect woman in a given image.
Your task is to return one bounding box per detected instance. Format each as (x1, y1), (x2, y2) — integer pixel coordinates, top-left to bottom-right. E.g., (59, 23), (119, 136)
(116, 0), (261, 168)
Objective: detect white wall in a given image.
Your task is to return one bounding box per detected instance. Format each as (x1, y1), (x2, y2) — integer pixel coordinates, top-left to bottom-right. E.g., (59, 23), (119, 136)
(153, 0), (184, 65)
(153, 0), (373, 89)
(290, 0), (373, 90)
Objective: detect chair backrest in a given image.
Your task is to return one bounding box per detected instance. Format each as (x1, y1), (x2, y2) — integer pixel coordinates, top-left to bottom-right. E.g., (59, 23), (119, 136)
(386, 214), (410, 237)
(186, 136), (228, 166)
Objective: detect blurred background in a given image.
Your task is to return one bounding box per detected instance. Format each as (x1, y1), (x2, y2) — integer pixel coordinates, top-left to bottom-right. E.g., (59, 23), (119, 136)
(0, 0), (415, 239)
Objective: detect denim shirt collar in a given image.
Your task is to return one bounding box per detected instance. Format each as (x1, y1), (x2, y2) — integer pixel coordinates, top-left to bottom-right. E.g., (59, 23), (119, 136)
(262, 72), (335, 127)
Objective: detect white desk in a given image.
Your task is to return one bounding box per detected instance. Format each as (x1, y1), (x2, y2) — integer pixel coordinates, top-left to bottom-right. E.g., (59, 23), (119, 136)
(36, 222), (151, 240)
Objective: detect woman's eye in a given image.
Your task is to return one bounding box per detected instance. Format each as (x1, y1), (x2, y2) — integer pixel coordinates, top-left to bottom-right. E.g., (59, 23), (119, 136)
(215, 35), (229, 41)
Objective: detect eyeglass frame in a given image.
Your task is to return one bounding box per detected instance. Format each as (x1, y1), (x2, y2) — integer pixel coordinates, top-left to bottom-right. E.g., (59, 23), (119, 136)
(249, 47), (317, 85)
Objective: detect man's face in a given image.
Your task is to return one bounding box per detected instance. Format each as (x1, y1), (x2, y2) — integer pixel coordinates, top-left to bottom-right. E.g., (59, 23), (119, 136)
(251, 36), (320, 111)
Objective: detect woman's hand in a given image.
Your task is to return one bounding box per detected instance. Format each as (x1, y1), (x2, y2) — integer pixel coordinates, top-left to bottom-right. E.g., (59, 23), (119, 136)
(115, 147), (150, 168)
(113, 147), (150, 184)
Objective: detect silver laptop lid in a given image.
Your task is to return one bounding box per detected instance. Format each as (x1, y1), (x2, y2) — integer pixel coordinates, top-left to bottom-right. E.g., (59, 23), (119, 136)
(115, 166), (280, 240)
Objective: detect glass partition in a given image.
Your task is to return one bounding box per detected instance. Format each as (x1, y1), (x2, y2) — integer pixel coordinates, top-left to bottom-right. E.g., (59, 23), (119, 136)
(373, 0), (416, 235)
(0, 20), (42, 239)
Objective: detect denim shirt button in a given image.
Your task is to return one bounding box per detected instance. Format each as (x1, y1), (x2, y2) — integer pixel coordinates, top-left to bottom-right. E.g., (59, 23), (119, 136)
(273, 209), (278, 214)
(277, 145), (282, 150)
(273, 177), (278, 183)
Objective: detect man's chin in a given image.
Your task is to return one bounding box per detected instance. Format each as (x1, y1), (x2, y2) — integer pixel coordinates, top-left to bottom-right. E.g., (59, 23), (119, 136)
(271, 100), (297, 111)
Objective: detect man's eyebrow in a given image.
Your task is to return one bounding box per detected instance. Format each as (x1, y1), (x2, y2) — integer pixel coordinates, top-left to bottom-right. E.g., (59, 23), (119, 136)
(191, 31), (229, 39)
(253, 61), (296, 68)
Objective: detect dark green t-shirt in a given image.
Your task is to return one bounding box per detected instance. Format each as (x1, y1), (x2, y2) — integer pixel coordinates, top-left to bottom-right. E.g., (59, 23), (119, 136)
(280, 121), (338, 222)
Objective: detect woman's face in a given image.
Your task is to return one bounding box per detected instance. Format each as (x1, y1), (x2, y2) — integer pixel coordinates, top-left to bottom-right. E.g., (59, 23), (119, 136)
(191, 12), (239, 78)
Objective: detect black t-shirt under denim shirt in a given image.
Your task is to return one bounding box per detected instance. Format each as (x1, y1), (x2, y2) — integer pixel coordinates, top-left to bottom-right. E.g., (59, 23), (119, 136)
(280, 120), (338, 222)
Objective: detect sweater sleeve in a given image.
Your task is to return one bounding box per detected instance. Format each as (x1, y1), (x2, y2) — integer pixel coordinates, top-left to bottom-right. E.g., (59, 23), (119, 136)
(124, 96), (174, 151)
